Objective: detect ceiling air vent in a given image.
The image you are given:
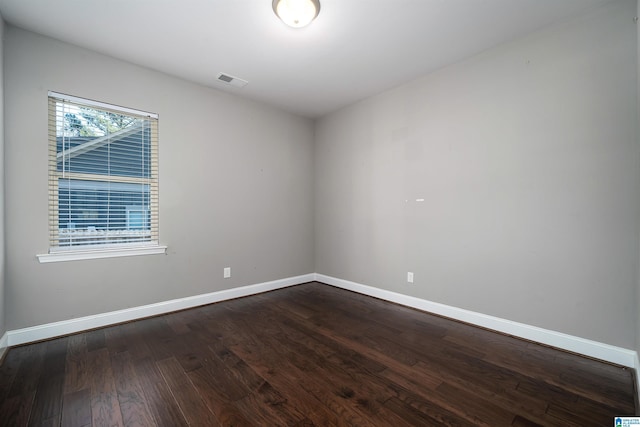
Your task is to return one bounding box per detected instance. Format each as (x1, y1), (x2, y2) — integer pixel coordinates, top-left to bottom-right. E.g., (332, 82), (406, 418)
(216, 73), (248, 88)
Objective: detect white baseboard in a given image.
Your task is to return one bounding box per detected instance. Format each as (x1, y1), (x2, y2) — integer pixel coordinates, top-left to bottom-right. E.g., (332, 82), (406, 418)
(315, 273), (638, 368)
(0, 331), (8, 360)
(5, 272), (638, 371)
(635, 352), (640, 407)
(7, 273), (315, 347)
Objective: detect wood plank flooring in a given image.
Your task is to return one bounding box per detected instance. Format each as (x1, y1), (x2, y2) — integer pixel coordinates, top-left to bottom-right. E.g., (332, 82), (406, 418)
(0, 282), (635, 426)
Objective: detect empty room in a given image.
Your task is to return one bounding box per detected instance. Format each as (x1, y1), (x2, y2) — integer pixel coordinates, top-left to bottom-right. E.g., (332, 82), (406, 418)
(0, 0), (638, 425)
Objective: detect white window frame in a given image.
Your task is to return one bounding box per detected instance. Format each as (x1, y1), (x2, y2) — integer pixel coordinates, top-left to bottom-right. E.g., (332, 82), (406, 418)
(38, 92), (166, 263)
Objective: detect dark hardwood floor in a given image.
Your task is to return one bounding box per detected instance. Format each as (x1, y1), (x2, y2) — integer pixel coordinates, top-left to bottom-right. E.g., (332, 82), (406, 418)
(0, 282), (635, 426)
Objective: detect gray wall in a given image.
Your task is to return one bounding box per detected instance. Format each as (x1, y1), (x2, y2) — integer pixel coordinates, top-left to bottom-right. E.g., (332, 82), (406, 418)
(4, 26), (315, 330)
(0, 15), (5, 345)
(637, 0), (640, 360)
(315, 0), (638, 349)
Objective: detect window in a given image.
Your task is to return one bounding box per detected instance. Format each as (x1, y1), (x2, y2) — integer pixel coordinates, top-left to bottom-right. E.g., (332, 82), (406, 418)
(38, 92), (165, 262)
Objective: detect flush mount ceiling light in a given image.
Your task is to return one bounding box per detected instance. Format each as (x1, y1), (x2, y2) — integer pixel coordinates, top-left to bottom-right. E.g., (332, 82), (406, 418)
(273, 0), (321, 28)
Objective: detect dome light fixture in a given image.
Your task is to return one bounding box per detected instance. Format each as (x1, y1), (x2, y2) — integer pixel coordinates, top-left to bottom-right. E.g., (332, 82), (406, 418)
(273, 0), (321, 28)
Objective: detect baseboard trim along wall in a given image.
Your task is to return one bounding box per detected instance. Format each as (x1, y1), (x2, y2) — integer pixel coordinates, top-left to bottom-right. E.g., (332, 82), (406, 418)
(0, 332), (8, 361)
(314, 274), (638, 368)
(634, 352), (640, 408)
(7, 273), (315, 347)
(5, 272), (638, 370)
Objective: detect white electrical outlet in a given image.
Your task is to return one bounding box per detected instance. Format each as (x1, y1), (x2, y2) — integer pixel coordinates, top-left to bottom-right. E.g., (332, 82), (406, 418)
(407, 272), (414, 283)
(224, 267), (231, 279)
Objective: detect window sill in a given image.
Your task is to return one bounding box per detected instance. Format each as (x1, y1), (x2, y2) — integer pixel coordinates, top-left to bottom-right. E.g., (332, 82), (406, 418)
(37, 245), (167, 263)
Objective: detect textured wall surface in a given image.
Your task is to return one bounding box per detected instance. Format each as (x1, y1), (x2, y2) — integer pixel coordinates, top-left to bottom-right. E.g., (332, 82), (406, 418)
(4, 26), (315, 329)
(315, 0), (638, 348)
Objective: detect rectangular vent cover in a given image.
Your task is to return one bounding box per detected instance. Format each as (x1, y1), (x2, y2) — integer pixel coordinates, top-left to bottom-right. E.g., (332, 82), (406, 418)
(216, 73), (248, 88)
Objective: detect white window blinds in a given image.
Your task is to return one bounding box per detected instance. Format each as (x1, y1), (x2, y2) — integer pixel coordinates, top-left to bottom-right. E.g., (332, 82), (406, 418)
(47, 92), (159, 252)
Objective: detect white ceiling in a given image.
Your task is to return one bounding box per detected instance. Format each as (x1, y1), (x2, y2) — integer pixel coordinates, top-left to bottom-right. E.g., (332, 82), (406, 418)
(0, 0), (618, 118)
